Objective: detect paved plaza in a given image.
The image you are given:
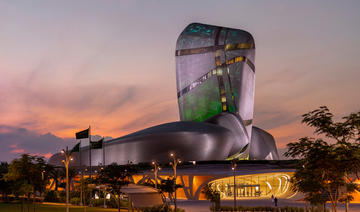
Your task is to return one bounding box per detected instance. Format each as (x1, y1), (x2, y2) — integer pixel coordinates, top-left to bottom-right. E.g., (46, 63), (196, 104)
(176, 199), (360, 212)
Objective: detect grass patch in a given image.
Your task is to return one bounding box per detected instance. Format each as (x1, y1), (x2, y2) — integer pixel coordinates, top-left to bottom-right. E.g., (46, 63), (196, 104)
(0, 202), (131, 212)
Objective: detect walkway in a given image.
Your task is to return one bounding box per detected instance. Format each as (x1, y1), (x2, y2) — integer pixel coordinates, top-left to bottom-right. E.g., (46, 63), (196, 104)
(176, 199), (360, 212)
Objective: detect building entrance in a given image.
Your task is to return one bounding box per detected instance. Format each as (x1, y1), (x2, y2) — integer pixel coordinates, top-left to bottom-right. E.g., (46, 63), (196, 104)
(209, 172), (293, 199)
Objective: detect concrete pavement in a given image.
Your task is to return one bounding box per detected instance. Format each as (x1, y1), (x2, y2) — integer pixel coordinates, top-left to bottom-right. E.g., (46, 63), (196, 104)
(176, 199), (360, 212)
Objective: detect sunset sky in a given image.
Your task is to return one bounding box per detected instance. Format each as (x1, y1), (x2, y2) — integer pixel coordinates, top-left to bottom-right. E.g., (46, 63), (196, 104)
(1, 0), (359, 161)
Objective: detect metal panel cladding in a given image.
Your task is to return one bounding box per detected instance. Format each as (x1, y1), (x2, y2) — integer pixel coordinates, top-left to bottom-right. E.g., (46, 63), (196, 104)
(175, 23), (255, 137)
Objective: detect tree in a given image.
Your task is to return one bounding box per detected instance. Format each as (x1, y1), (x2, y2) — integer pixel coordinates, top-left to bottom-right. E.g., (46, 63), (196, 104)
(202, 184), (221, 211)
(158, 178), (182, 203)
(4, 154), (49, 198)
(0, 162), (12, 200)
(96, 163), (138, 212)
(285, 106), (360, 212)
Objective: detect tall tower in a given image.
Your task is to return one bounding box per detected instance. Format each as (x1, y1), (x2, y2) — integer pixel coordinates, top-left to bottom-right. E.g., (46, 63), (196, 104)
(175, 23), (255, 159)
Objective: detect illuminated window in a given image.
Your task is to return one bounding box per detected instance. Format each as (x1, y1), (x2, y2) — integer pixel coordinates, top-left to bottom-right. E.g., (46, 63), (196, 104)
(221, 96), (226, 102)
(227, 59), (234, 65)
(215, 50), (222, 57)
(222, 105), (227, 111)
(235, 56), (244, 62)
(217, 69), (223, 76)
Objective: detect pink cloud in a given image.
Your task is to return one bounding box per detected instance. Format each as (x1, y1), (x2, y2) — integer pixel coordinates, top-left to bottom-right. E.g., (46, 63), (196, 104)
(30, 152), (53, 159)
(42, 153), (53, 159)
(10, 144), (17, 148)
(11, 149), (25, 153)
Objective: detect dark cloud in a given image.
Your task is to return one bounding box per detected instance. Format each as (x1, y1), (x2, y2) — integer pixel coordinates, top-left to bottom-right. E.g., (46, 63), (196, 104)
(0, 124), (114, 163)
(0, 125), (73, 162)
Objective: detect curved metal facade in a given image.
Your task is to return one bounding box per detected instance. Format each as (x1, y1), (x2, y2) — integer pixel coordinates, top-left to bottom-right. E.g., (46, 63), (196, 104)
(249, 126), (280, 160)
(206, 112), (250, 159)
(86, 122), (235, 166)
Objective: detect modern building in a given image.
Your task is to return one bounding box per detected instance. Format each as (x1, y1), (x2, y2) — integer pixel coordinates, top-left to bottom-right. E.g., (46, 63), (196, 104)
(49, 23), (290, 200)
(52, 23), (278, 165)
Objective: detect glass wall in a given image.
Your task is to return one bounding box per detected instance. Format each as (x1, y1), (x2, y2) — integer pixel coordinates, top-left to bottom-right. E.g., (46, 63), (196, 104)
(209, 172), (294, 199)
(176, 23), (255, 123)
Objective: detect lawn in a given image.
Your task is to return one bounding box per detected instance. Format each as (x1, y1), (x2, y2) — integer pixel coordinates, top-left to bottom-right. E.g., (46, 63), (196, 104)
(0, 203), (131, 212)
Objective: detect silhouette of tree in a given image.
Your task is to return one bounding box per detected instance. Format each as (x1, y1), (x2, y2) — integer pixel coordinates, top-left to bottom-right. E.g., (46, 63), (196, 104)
(158, 178), (182, 203)
(285, 106), (360, 212)
(4, 154), (48, 197)
(202, 184), (220, 211)
(0, 162), (11, 200)
(96, 163), (138, 212)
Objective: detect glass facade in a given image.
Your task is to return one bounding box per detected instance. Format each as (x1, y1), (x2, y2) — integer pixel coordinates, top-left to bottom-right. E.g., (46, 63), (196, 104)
(209, 172), (294, 199)
(175, 23), (255, 125)
(178, 76), (222, 121)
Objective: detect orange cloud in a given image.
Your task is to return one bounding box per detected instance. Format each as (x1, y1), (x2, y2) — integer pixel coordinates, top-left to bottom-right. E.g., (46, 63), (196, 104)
(31, 152), (53, 159)
(11, 149), (25, 153)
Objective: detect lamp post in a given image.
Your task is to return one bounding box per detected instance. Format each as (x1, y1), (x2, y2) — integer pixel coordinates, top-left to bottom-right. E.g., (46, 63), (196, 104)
(61, 146), (73, 212)
(232, 160), (237, 210)
(170, 153), (181, 212)
(41, 170), (45, 197)
(152, 161), (160, 190)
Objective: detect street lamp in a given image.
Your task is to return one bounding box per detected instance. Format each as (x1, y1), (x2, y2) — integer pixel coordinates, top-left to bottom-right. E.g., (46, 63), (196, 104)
(61, 146), (72, 212)
(170, 153), (181, 212)
(152, 161), (160, 190)
(232, 160), (237, 210)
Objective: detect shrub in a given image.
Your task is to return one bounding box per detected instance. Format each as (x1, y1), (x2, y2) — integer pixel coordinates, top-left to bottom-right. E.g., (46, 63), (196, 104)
(58, 191), (66, 203)
(105, 198), (119, 208)
(70, 191), (80, 199)
(139, 204), (185, 212)
(91, 198), (127, 208)
(70, 197), (80, 205)
(44, 191), (60, 202)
